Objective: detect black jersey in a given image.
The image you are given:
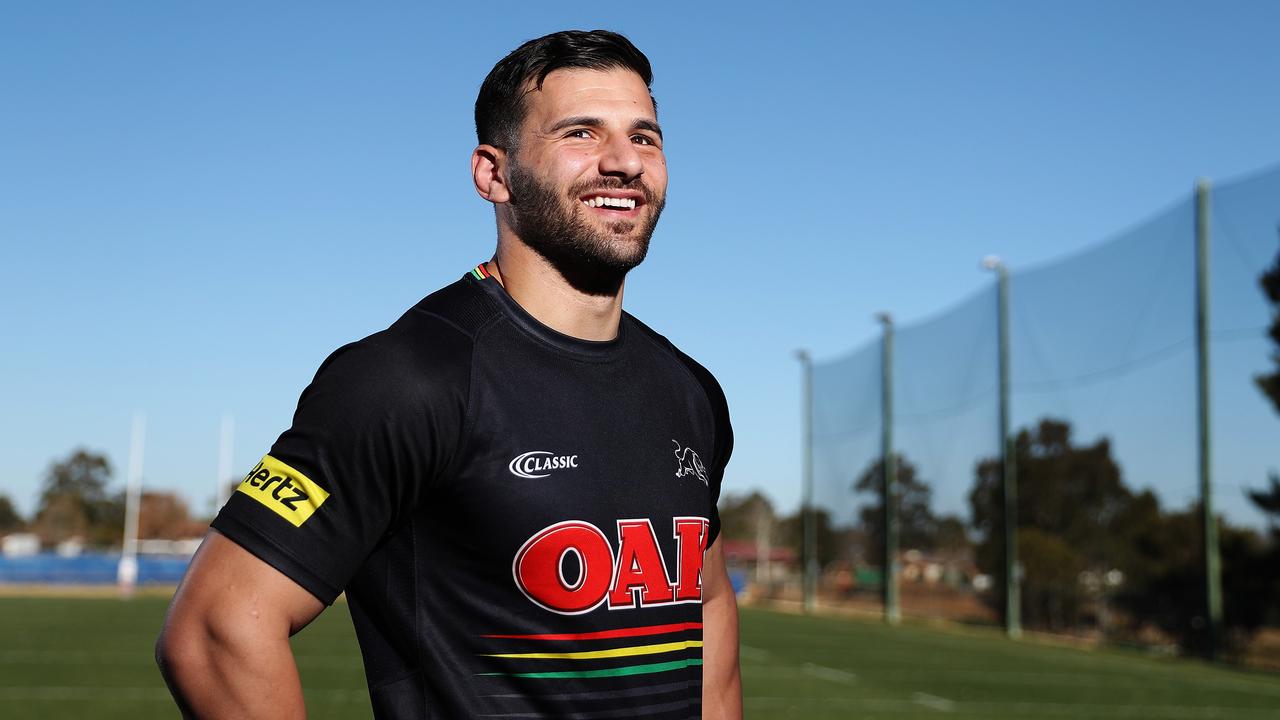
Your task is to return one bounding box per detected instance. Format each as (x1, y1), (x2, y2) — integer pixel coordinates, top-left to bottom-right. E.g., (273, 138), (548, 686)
(211, 266), (732, 720)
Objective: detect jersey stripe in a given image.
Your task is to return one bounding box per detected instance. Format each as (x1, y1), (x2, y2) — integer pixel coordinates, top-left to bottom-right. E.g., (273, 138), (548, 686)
(479, 679), (694, 701)
(471, 263), (492, 280)
(483, 640), (701, 661)
(482, 658), (702, 680)
(481, 622), (701, 642)
(477, 698), (697, 718)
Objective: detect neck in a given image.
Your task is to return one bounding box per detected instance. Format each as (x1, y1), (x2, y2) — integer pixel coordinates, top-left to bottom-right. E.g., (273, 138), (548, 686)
(487, 239), (625, 342)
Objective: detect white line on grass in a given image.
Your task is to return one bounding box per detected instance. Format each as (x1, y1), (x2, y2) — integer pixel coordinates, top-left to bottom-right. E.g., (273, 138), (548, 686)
(738, 645), (771, 662)
(801, 662), (858, 685)
(911, 692), (955, 712)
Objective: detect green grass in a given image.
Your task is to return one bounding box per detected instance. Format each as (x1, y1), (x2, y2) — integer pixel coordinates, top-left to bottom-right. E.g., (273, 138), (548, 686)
(739, 610), (1280, 719)
(1, 596), (1278, 719)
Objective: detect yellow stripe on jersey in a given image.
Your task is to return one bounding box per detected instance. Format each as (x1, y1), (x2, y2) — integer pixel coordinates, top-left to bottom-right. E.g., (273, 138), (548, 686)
(235, 454), (330, 527)
(483, 640), (702, 661)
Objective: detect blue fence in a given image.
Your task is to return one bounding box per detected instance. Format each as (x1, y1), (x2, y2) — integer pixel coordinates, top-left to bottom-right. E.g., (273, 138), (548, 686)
(0, 553), (191, 584)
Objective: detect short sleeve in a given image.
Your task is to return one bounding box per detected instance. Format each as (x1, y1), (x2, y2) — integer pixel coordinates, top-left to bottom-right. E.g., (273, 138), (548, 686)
(703, 372), (733, 546)
(667, 346), (734, 546)
(211, 332), (468, 604)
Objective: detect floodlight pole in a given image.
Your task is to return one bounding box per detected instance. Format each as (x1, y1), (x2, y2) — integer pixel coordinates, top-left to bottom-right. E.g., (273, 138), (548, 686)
(1195, 179), (1222, 661)
(985, 258), (1021, 639)
(876, 314), (900, 625)
(795, 349), (817, 614)
(118, 413), (146, 597)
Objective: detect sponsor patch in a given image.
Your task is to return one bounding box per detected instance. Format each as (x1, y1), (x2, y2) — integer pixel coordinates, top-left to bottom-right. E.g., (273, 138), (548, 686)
(509, 450), (580, 479)
(235, 455), (330, 527)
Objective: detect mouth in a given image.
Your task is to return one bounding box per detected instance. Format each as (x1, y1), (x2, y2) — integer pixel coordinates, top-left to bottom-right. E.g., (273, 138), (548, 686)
(579, 192), (644, 218)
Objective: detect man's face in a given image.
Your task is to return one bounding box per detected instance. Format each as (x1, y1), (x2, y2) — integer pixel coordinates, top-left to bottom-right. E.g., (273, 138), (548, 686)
(504, 67), (667, 275)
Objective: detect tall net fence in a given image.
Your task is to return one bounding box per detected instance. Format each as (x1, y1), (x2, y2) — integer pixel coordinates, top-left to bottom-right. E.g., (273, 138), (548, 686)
(793, 162), (1280, 659)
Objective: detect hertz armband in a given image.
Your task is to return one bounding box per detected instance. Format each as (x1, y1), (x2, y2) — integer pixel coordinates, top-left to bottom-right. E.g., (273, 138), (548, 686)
(236, 455), (330, 527)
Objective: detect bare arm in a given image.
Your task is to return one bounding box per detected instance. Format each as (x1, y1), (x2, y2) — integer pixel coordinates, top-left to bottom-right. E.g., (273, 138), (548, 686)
(156, 529), (325, 719)
(702, 536), (743, 720)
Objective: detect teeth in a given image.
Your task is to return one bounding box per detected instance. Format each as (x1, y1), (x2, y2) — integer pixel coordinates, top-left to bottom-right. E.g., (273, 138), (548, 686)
(581, 196), (637, 210)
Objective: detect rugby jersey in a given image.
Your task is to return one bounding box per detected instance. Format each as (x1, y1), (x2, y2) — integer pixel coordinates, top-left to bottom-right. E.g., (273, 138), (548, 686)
(211, 267), (732, 719)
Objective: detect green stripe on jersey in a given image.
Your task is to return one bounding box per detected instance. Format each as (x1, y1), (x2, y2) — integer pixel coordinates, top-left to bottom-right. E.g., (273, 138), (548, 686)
(481, 658), (702, 680)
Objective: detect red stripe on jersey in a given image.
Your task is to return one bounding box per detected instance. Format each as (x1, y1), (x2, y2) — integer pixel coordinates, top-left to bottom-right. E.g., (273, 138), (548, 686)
(482, 621), (702, 642)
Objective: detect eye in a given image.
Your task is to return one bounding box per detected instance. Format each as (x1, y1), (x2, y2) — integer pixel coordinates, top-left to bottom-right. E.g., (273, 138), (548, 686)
(632, 134), (658, 146)
(564, 128), (593, 139)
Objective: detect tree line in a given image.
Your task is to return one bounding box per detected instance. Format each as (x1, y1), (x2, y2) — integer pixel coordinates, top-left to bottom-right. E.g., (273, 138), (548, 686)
(0, 449), (207, 547)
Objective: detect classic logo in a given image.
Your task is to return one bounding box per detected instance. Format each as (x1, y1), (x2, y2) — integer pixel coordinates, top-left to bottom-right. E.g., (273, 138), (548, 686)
(672, 440), (708, 485)
(513, 517), (709, 615)
(235, 455), (330, 527)
(509, 450), (580, 479)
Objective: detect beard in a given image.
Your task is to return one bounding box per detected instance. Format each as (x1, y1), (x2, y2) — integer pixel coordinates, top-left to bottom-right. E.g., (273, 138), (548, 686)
(506, 159), (665, 293)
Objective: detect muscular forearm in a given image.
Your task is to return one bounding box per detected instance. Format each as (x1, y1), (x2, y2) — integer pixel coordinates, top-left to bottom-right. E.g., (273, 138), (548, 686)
(701, 586), (743, 719)
(701, 536), (743, 720)
(157, 618), (307, 719)
(157, 532), (322, 719)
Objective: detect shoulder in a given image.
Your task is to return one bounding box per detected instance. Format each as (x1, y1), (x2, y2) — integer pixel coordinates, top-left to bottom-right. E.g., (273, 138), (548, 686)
(626, 313), (734, 475)
(625, 314), (730, 417)
(302, 277), (500, 413)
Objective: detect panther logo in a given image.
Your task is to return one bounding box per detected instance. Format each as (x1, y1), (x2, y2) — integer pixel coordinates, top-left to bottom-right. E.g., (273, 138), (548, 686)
(672, 440), (708, 485)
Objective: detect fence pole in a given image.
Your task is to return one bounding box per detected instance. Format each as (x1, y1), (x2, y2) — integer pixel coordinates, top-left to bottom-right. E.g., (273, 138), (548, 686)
(1195, 179), (1222, 661)
(985, 257), (1021, 639)
(878, 313), (900, 625)
(795, 349), (817, 614)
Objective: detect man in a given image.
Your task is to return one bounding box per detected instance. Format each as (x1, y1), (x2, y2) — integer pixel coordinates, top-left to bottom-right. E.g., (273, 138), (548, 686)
(157, 29), (741, 720)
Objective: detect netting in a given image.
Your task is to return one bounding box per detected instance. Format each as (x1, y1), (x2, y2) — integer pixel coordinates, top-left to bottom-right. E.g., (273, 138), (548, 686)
(795, 162), (1280, 652)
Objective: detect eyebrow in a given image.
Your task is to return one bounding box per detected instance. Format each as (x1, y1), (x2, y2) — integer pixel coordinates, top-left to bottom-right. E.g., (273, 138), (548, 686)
(632, 119), (664, 139)
(547, 115), (664, 140)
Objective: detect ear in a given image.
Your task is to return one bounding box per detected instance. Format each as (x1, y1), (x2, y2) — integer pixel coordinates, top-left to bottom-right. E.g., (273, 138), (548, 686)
(471, 144), (511, 204)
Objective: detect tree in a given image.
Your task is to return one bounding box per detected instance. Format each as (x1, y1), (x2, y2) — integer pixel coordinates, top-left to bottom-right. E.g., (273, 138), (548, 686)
(1114, 503), (1276, 657)
(1243, 473), (1280, 631)
(853, 454), (943, 560)
(1018, 528), (1087, 632)
(1255, 230), (1280, 413)
(933, 516), (971, 555)
(31, 449), (124, 547)
(139, 492), (208, 540)
(970, 418), (1135, 630)
(717, 491), (775, 542)
(0, 494), (24, 533)
(1247, 472), (1280, 534)
(40, 448), (111, 505)
(777, 507), (841, 569)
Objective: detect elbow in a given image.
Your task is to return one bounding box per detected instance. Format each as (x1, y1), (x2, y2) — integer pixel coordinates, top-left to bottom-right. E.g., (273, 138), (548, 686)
(155, 613), (211, 696)
(154, 623), (183, 680)
(154, 620), (189, 681)
(156, 611), (226, 720)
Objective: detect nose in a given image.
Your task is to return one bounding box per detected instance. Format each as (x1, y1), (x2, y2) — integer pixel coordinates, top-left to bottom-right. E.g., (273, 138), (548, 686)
(597, 133), (644, 183)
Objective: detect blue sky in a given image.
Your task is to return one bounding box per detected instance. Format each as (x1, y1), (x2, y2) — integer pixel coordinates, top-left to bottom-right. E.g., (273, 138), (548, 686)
(3, 2), (1279, 523)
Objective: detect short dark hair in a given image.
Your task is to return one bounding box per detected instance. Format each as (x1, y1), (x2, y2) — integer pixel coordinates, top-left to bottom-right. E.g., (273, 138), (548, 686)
(475, 30), (654, 151)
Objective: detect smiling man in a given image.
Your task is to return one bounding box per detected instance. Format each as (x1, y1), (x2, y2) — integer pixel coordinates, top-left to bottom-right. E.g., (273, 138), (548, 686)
(157, 30), (741, 720)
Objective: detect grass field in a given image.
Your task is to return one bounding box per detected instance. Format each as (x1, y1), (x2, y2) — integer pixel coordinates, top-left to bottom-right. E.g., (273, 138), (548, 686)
(2, 596), (1278, 719)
